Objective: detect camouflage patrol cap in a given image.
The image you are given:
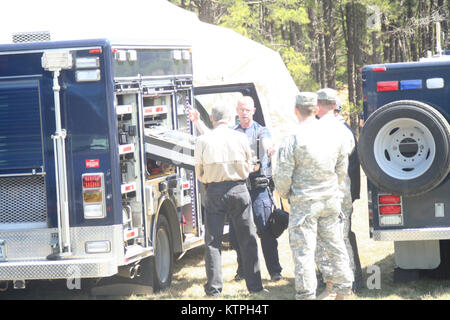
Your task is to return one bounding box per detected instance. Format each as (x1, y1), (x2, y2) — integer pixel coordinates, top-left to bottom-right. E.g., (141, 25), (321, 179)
(295, 92), (317, 107)
(317, 88), (338, 102)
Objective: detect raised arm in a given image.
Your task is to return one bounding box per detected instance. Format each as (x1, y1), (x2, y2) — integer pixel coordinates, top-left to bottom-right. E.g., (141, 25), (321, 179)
(188, 104), (210, 135)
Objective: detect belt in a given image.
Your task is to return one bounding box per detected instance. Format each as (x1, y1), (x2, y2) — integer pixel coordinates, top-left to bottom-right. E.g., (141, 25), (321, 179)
(206, 179), (246, 187)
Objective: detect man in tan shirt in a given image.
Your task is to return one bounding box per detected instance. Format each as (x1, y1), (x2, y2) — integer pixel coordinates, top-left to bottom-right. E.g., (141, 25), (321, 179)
(194, 104), (264, 297)
(190, 98), (283, 282)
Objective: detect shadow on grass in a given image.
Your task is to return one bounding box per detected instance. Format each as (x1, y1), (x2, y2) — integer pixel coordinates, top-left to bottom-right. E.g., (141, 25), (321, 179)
(173, 245), (206, 273)
(173, 245), (450, 300)
(355, 253), (450, 300)
(169, 244), (298, 300)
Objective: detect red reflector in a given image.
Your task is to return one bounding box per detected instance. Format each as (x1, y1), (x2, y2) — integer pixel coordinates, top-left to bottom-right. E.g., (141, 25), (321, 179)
(379, 195), (401, 204)
(377, 81), (399, 92)
(85, 159), (100, 168)
(373, 66), (386, 72)
(379, 205), (401, 215)
(83, 175), (102, 188)
(89, 48), (102, 54)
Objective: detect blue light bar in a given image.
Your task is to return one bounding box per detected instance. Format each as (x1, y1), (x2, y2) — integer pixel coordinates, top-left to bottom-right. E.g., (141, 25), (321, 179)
(400, 79), (422, 90)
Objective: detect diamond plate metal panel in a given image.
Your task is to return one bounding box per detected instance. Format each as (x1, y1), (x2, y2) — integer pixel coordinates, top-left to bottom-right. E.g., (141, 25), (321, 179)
(0, 225), (124, 280)
(0, 258), (117, 280)
(374, 227), (450, 241)
(12, 31), (51, 43)
(0, 228), (52, 260)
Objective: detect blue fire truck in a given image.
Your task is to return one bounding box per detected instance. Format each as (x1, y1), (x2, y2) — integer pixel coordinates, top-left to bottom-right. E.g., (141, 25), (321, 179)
(359, 44), (450, 281)
(0, 32), (267, 292)
(0, 36), (202, 292)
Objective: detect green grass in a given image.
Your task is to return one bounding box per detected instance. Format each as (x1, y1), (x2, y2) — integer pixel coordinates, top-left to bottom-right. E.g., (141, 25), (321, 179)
(132, 172), (450, 301)
(2, 172), (449, 300)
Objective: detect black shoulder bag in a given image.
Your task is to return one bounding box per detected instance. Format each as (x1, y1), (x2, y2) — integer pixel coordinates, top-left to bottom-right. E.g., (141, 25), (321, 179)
(266, 183), (289, 238)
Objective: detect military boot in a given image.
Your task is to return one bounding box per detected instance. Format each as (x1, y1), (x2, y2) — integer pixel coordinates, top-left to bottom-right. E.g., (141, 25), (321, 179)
(317, 282), (336, 300)
(335, 292), (350, 300)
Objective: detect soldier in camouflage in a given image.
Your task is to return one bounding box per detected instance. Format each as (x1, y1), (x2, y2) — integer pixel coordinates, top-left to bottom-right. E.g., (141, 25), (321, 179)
(314, 88), (363, 299)
(273, 92), (354, 300)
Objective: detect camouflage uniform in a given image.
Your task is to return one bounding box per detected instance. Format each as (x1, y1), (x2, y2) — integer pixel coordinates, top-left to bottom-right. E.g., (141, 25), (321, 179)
(315, 114), (356, 285)
(315, 89), (361, 288)
(273, 92), (354, 300)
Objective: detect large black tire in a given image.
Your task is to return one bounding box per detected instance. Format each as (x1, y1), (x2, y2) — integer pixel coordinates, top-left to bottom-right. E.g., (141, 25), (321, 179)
(358, 100), (450, 197)
(141, 215), (174, 292)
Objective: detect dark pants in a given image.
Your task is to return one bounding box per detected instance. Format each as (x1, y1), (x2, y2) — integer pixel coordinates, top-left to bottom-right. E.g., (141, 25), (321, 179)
(204, 181), (263, 296)
(229, 188), (282, 277)
(348, 215), (363, 286)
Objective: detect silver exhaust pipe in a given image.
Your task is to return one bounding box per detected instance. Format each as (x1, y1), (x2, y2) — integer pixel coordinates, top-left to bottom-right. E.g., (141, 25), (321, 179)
(130, 266), (137, 279)
(134, 264), (142, 278)
(117, 264), (142, 279)
(13, 280), (26, 290)
(117, 266), (135, 279)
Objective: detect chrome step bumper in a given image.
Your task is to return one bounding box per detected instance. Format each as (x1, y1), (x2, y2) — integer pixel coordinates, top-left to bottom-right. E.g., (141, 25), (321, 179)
(0, 225), (124, 280)
(374, 227), (450, 241)
(0, 257), (117, 280)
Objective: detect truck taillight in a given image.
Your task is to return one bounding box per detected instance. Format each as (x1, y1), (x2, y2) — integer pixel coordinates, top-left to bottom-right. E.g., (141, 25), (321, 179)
(378, 194), (403, 226)
(379, 205), (401, 214)
(82, 173), (106, 219)
(377, 81), (399, 92)
(378, 195), (401, 204)
(83, 175), (102, 188)
(372, 66), (386, 72)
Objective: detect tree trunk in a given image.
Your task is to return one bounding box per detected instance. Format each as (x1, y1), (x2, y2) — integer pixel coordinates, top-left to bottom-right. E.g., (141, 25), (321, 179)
(318, 31), (327, 88)
(389, 28), (396, 62)
(323, 0), (336, 88)
(353, 2), (366, 105)
(381, 14), (390, 62)
(195, 0), (215, 24)
(437, 0), (447, 49)
(344, 1), (356, 105)
(307, 5), (320, 85)
(371, 31), (381, 64)
(407, 0), (418, 61)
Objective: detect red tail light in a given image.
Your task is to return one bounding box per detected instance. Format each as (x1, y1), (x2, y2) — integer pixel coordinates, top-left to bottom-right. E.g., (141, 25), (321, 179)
(83, 175), (102, 188)
(379, 195), (401, 204)
(377, 81), (399, 92)
(82, 173), (105, 219)
(378, 194), (403, 225)
(379, 205), (402, 215)
(373, 66), (386, 72)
